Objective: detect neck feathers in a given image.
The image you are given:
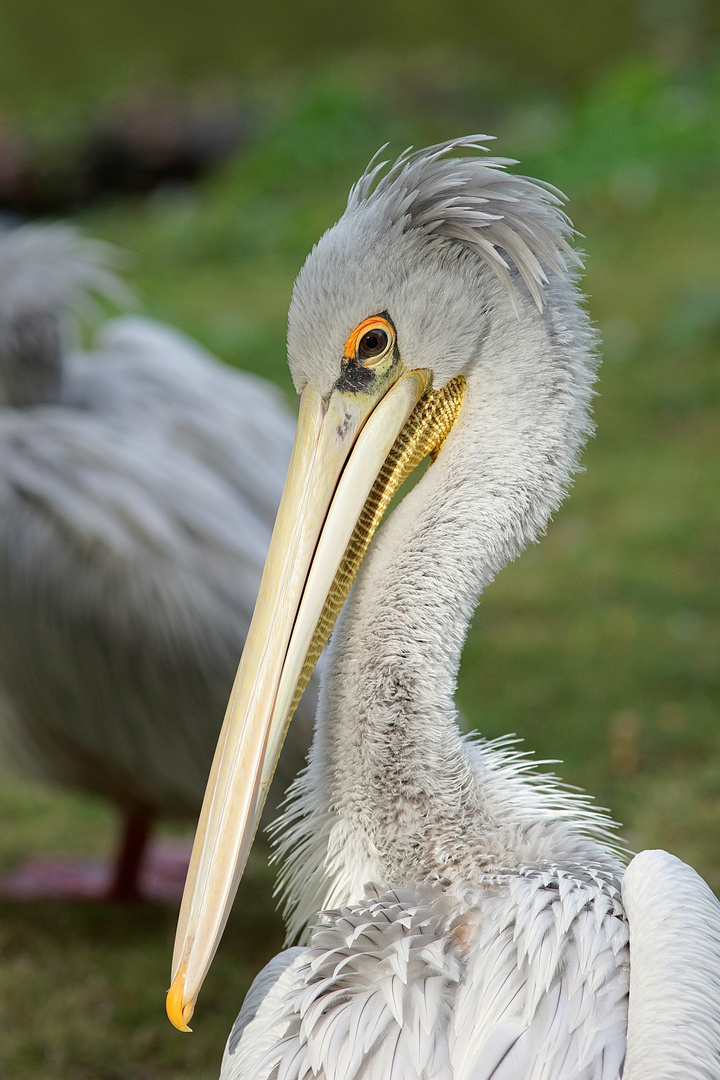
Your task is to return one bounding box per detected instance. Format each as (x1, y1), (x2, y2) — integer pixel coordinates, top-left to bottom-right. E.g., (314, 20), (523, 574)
(272, 273), (614, 943)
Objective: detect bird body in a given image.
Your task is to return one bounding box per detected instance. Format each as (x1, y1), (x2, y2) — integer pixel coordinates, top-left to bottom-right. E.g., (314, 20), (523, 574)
(225, 830), (630, 1079)
(0, 226), (314, 839)
(167, 139), (720, 1076)
(224, 850), (720, 1080)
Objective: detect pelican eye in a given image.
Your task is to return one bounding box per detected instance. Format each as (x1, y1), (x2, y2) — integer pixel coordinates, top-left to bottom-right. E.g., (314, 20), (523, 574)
(358, 328), (388, 361)
(344, 316), (395, 368)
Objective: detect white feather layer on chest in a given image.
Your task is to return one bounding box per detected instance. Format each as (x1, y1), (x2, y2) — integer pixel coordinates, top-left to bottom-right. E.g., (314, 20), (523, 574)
(224, 871), (629, 1080)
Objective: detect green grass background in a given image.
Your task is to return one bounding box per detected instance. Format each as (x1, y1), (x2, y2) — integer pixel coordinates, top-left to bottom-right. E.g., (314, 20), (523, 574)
(0, 4), (719, 1077)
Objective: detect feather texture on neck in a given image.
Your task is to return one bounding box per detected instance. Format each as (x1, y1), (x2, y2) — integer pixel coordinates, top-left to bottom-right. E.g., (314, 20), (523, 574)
(272, 265), (620, 944)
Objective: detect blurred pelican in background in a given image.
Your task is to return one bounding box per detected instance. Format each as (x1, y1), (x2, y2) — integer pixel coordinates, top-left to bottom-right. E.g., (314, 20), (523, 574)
(0, 224), (316, 901)
(168, 138), (720, 1077)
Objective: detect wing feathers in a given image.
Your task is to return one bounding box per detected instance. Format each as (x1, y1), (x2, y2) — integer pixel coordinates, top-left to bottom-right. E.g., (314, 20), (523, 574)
(622, 850), (720, 1080)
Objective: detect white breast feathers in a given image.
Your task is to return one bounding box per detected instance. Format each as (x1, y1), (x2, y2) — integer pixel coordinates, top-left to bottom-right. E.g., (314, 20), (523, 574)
(223, 869), (629, 1080)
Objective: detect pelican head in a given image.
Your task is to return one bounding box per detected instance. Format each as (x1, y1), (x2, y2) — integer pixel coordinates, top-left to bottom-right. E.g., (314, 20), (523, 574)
(0, 224), (124, 407)
(167, 135), (591, 1030)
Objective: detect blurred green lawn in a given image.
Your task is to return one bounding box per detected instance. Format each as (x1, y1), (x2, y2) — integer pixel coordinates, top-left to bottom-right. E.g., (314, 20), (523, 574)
(0, 54), (719, 1079)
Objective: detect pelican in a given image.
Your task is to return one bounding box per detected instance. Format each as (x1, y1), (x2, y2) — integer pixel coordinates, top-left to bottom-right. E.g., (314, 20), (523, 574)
(167, 137), (720, 1076)
(0, 223), (316, 900)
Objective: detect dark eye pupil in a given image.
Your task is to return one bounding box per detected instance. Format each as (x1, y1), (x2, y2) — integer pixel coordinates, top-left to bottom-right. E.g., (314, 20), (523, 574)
(358, 328), (388, 361)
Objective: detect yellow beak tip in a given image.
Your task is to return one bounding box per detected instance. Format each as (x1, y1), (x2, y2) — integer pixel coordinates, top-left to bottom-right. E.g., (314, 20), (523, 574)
(166, 971), (194, 1032)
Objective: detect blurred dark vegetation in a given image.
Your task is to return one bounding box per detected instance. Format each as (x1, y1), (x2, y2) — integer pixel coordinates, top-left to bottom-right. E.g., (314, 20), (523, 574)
(0, 1), (718, 1077)
(0, 0), (719, 214)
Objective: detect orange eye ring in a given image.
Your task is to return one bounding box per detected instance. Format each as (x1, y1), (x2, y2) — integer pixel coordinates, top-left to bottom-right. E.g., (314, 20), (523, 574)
(343, 315), (395, 367)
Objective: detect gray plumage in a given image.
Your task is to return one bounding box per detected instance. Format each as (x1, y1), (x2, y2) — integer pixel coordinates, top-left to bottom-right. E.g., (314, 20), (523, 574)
(220, 138), (720, 1078)
(0, 223), (314, 820)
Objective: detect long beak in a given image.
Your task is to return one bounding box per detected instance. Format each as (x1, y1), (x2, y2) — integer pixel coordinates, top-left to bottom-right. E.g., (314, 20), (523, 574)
(167, 365), (466, 1030)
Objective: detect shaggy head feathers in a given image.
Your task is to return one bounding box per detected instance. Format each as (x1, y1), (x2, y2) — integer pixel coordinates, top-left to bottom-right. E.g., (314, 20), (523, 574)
(287, 135), (581, 395)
